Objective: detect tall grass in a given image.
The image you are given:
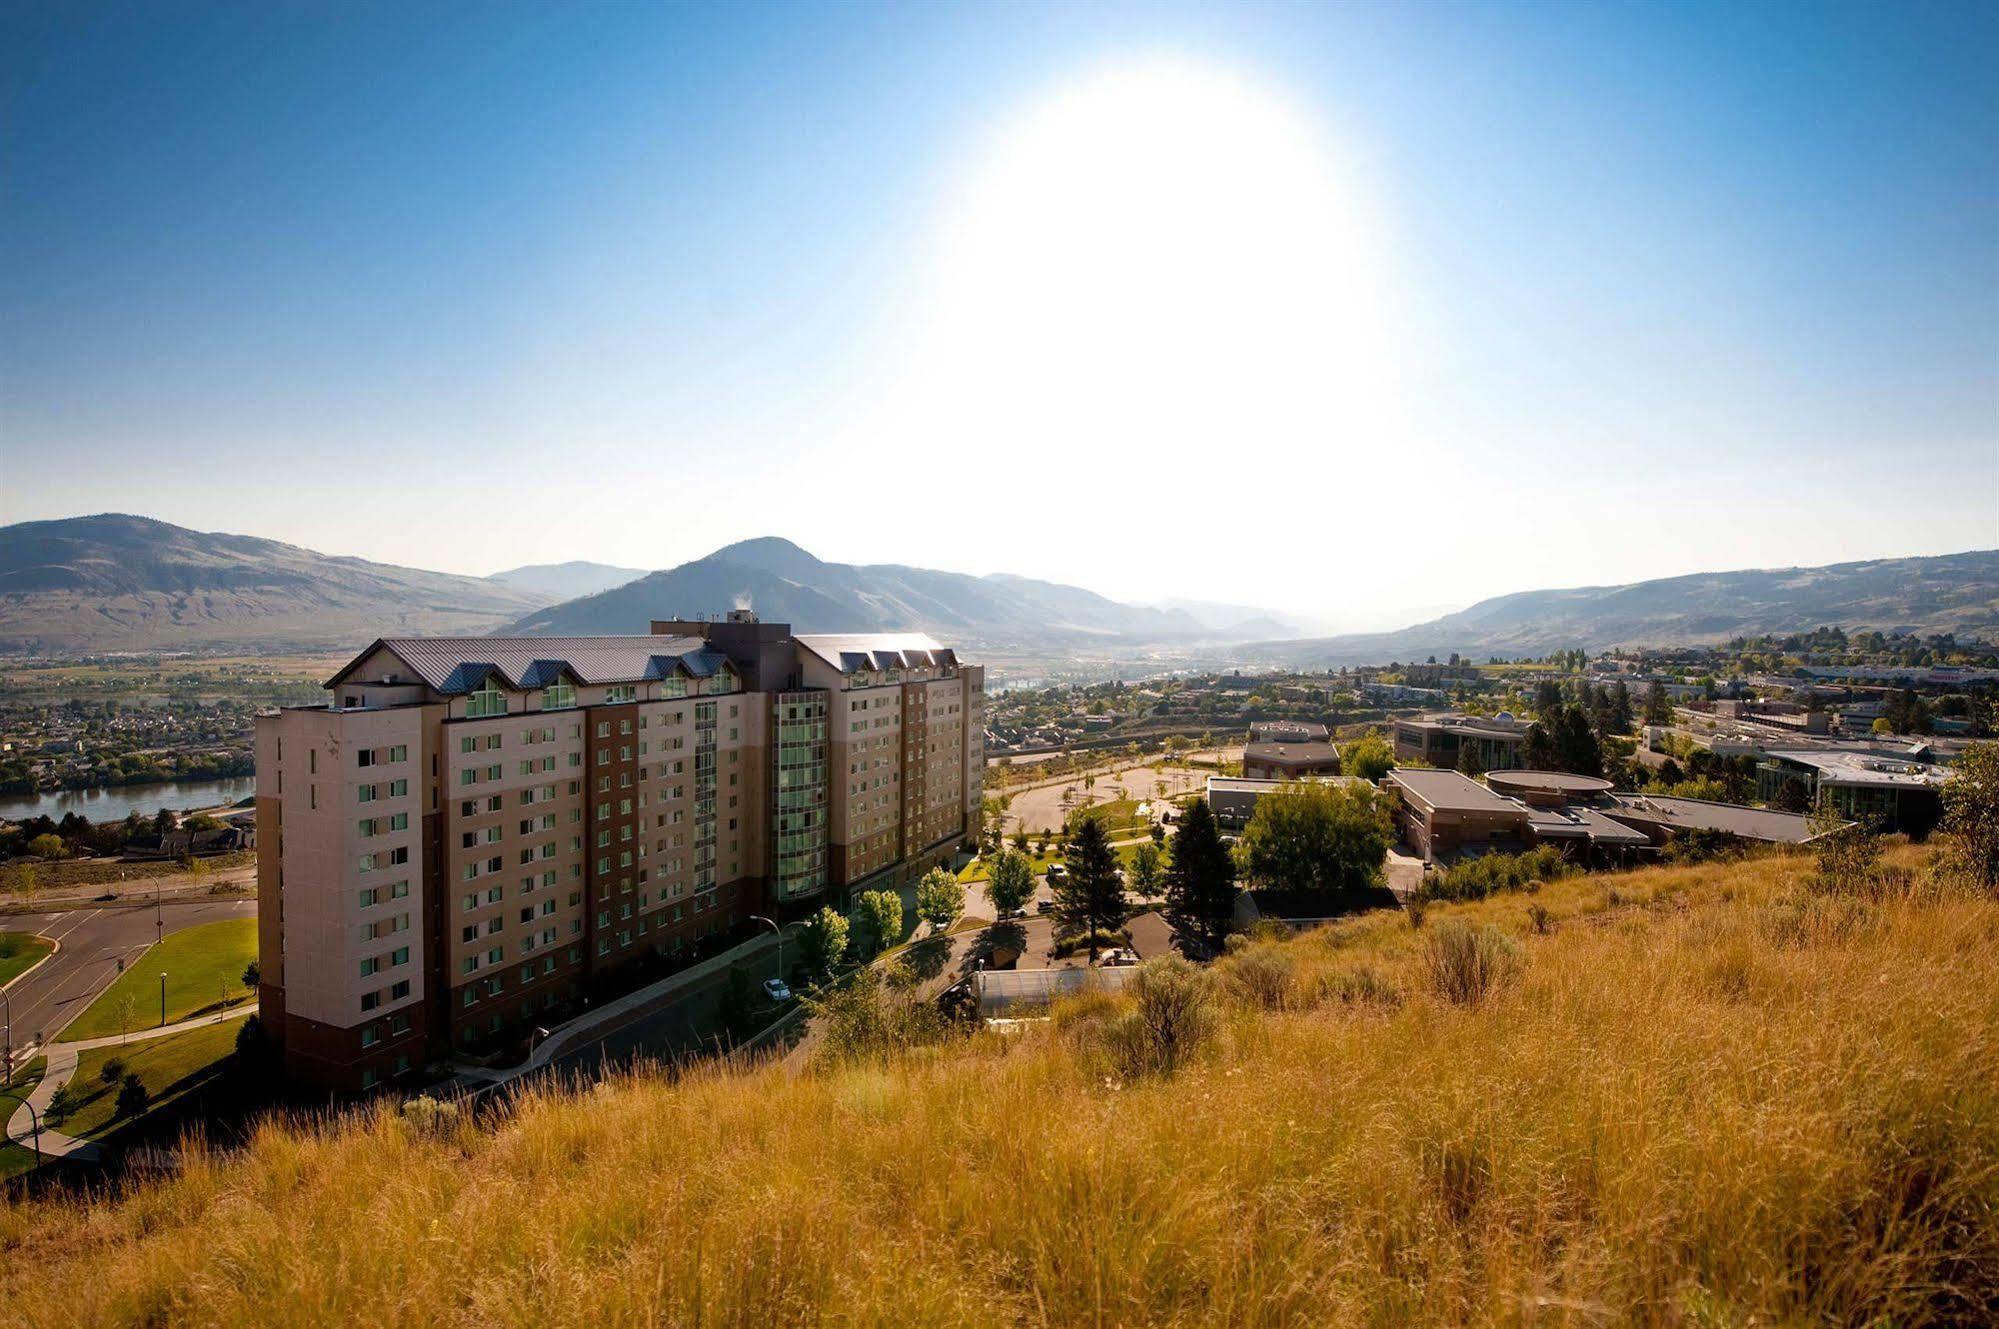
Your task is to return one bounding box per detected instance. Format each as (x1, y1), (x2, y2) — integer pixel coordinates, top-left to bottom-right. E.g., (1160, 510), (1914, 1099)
(2, 844), (1996, 1326)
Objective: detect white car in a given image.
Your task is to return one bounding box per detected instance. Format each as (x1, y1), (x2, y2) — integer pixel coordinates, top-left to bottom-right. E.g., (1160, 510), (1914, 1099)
(762, 977), (793, 1002)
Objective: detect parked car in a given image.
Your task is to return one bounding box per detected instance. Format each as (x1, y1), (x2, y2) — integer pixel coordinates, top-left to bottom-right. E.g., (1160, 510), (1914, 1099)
(1099, 948), (1140, 968)
(1044, 862), (1066, 882)
(763, 977), (793, 1003)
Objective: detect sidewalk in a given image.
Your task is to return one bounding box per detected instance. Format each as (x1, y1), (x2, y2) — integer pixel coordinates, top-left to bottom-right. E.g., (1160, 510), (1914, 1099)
(4, 1004), (254, 1164)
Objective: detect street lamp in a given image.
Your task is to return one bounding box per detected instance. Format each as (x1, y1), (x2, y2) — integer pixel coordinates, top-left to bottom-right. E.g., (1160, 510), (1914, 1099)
(748, 915), (783, 981)
(0, 1091), (40, 1170)
(160, 972), (168, 1028)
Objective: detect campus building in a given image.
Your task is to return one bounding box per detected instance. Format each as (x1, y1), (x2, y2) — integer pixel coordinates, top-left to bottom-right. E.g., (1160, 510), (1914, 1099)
(254, 614), (982, 1092)
(1242, 721), (1342, 781)
(1391, 713), (1530, 770)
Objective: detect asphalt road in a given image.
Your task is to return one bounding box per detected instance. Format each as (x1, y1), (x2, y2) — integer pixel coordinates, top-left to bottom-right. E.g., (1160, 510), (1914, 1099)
(0, 899), (256, 1055)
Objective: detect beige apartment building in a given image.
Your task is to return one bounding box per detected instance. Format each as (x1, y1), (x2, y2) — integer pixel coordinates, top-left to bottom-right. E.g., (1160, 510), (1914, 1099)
(256, 614), (982, 1092)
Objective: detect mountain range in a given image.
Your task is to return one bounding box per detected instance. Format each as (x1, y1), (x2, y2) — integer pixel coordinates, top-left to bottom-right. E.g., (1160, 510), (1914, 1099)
(1237, 549), (1999, 667)
(0, 514), (553, 652)
(0, 515), (1993, 662)
(487, 561), (648, 600)
(503, 537), (1213, 642)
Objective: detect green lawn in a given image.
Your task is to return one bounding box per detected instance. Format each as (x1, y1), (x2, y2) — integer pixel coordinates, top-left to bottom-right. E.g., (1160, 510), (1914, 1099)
(56, 1020), (239, 1141)
(0, 1055), (48, 1181)
(0, 932), (54, 988)
(60, 918), (256, 1041)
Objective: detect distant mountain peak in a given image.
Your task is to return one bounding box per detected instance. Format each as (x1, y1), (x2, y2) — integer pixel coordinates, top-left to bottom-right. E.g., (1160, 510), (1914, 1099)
(704, 536), (826, 580)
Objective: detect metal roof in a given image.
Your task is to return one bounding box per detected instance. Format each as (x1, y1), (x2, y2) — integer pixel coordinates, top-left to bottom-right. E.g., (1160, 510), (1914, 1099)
(794, 632), (957, 673)
(327, 635), (724, 694)
(1387, 768), (1524, 814)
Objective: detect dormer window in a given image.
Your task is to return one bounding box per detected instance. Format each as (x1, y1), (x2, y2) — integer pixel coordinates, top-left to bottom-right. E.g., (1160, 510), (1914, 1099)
(658, 677), (687, 699)
(466, 680), (508, 719)
(541, 680), (577, 711)
(603, 684), (636, 705)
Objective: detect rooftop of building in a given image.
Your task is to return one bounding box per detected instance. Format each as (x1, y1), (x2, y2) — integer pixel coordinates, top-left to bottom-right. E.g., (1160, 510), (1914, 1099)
(1526, 804), (1652, 845)
(1485, 770), (1615, 798)
(1243, 740), (1342, 766)
(1386, 767), (1526, 814)
(792, 632), (959, 674)
(1207, 774), (1356, 797)
(1249, 721), (1331, 743)
(326, 634), (724, 694)
(1761, 748), (1949, 788)
(1397, 712), (1532, 740)
(1602, 793), (1824, 843)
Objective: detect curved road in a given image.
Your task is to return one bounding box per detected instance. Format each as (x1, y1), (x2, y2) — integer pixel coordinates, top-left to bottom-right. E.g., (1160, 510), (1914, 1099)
(1, 900), (256, 1055)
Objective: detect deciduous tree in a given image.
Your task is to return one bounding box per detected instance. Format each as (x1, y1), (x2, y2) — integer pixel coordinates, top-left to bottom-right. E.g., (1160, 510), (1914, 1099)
(983, 850), (1035, 917)
(1237, 781), (1392, 895)
(915, 867), (964, 933)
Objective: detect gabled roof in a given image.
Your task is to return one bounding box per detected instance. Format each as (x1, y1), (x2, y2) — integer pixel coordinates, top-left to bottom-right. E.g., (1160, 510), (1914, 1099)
(326, 635), (714, 694)
(794, 632), (958, 673)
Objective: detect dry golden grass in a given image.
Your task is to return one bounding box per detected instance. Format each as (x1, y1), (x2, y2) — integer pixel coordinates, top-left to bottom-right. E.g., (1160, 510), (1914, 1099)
(3, 844), (1996, 1326)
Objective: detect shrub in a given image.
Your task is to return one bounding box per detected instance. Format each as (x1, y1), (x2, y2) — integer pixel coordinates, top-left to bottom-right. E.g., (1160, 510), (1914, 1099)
(1528, 903), (1552, 935)
(1326, 963), (1401, 1008)
(114, 1073), (148, 1119)
(1426, 846), (1576, 903)
(1102, 956), (1217, 1078)
(1223, 945), (1296, 1011)
(44, 1084), (79, 1124)
(98, 1057), (126, 1086)
(1049, 927), (1130, 959)
(400, 1094), (461, 1137)
(1405, 895), (1427, 929)
(1424, 920), (1521, 1005)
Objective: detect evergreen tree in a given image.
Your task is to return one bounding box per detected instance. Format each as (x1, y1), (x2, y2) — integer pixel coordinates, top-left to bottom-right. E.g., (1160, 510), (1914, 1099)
(1611, 681), (1633, 733)
(1053, 815), (1125, 962)
(1456, 740), (1485, 778)
(1643, 681), (1672, 726)
(1164, 799), (1236, 955)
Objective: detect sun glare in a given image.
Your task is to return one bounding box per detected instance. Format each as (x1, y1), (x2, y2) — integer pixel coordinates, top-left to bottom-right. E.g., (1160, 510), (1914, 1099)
(891, 57), (1403, 493)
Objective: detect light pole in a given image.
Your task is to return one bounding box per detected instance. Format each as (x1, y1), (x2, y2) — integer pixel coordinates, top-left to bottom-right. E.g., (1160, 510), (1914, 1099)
(159, 972), (167, 1028)
(749, 915), (783, 982)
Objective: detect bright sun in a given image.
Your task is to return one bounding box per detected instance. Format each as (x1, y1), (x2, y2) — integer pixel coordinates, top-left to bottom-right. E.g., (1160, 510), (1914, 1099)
(889, 57), (1403, 492)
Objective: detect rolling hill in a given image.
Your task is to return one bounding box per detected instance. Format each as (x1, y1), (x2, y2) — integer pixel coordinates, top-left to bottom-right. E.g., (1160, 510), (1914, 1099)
(506, 537), (1212, 642)
(1243, 549), (1999, 666)
(487, 561), (648, 599)
(0, 514), (556, 652)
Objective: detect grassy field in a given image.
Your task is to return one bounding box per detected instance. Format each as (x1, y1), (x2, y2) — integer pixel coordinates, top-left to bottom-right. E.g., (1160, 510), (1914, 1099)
(58, 919), (256, 1041)
(0, 933), (53, 988)
(1, 843), (1995, 1325)
(0, 1056), (48, 1182)
(55, 1021), (241, 1141)
(0, 852), (255, 899)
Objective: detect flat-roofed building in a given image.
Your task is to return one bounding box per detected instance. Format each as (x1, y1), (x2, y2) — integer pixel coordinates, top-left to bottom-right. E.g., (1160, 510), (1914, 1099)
(1392, 713), (1530, 770)
(256, 617), (982, 1092)
(1599, 793), (1824, 845)
(1385, 768), (1532, 861)
(1206, 774), (1357, 831)
(1242, 738), (1342, 781)
(1753, 748), (1946, 832)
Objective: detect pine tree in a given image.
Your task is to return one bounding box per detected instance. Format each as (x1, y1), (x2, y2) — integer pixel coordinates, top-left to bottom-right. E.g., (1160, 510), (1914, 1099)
(1054, 815), (1125, 962)
(1644, 681), (1671, 726)
(1164, 798), (1236, 955)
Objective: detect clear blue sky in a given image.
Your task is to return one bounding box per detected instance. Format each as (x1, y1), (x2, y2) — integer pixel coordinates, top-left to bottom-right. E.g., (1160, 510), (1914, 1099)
(3, 1), (1993, 624)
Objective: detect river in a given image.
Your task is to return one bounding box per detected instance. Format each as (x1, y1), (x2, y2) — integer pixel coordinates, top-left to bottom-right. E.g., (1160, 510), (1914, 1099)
(0, 776), (258, 824)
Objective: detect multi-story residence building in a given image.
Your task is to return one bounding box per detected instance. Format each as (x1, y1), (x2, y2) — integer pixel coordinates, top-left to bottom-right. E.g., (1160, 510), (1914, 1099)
(255, 614), (982, 1092)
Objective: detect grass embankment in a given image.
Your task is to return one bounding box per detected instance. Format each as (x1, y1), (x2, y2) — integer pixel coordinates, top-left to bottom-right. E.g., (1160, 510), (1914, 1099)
(59, 919), (256, 1041)
(0, 851), (255, 899)
(0, 933), (53, 988)
(3, 845), (1997, 1325)
(0, 1057), (48, 1181)
(57, 1022), (241, 1141)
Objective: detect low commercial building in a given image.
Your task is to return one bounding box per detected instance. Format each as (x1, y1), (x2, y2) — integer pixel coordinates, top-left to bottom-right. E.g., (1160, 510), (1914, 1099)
(1206, 774), (1356, 832)
(1385, 768), (1534, 861)
(1599, 793), (1822, 845)
(1242, 736), (1342, 780)
(1753, 749), (1946, 832)
(1391, 713), (1530, 770)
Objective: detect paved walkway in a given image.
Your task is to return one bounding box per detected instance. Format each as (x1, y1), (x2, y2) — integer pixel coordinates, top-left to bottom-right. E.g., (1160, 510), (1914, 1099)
(4, 1004), (254, 1164)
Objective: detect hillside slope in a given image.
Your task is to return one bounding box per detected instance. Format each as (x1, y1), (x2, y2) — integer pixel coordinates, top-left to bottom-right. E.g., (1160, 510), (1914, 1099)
(3, 843), (1992, 1326)
(0, 515), (553, 652)
(508, 536), (1209, 642)
(1248, 548), (1999, 665)
(486, 561), (648, 599)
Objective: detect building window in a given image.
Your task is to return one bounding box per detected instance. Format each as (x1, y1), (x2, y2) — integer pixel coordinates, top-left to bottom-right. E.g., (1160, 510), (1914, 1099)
(466, 681), (507, 719)
(542, 680), (577, 711)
